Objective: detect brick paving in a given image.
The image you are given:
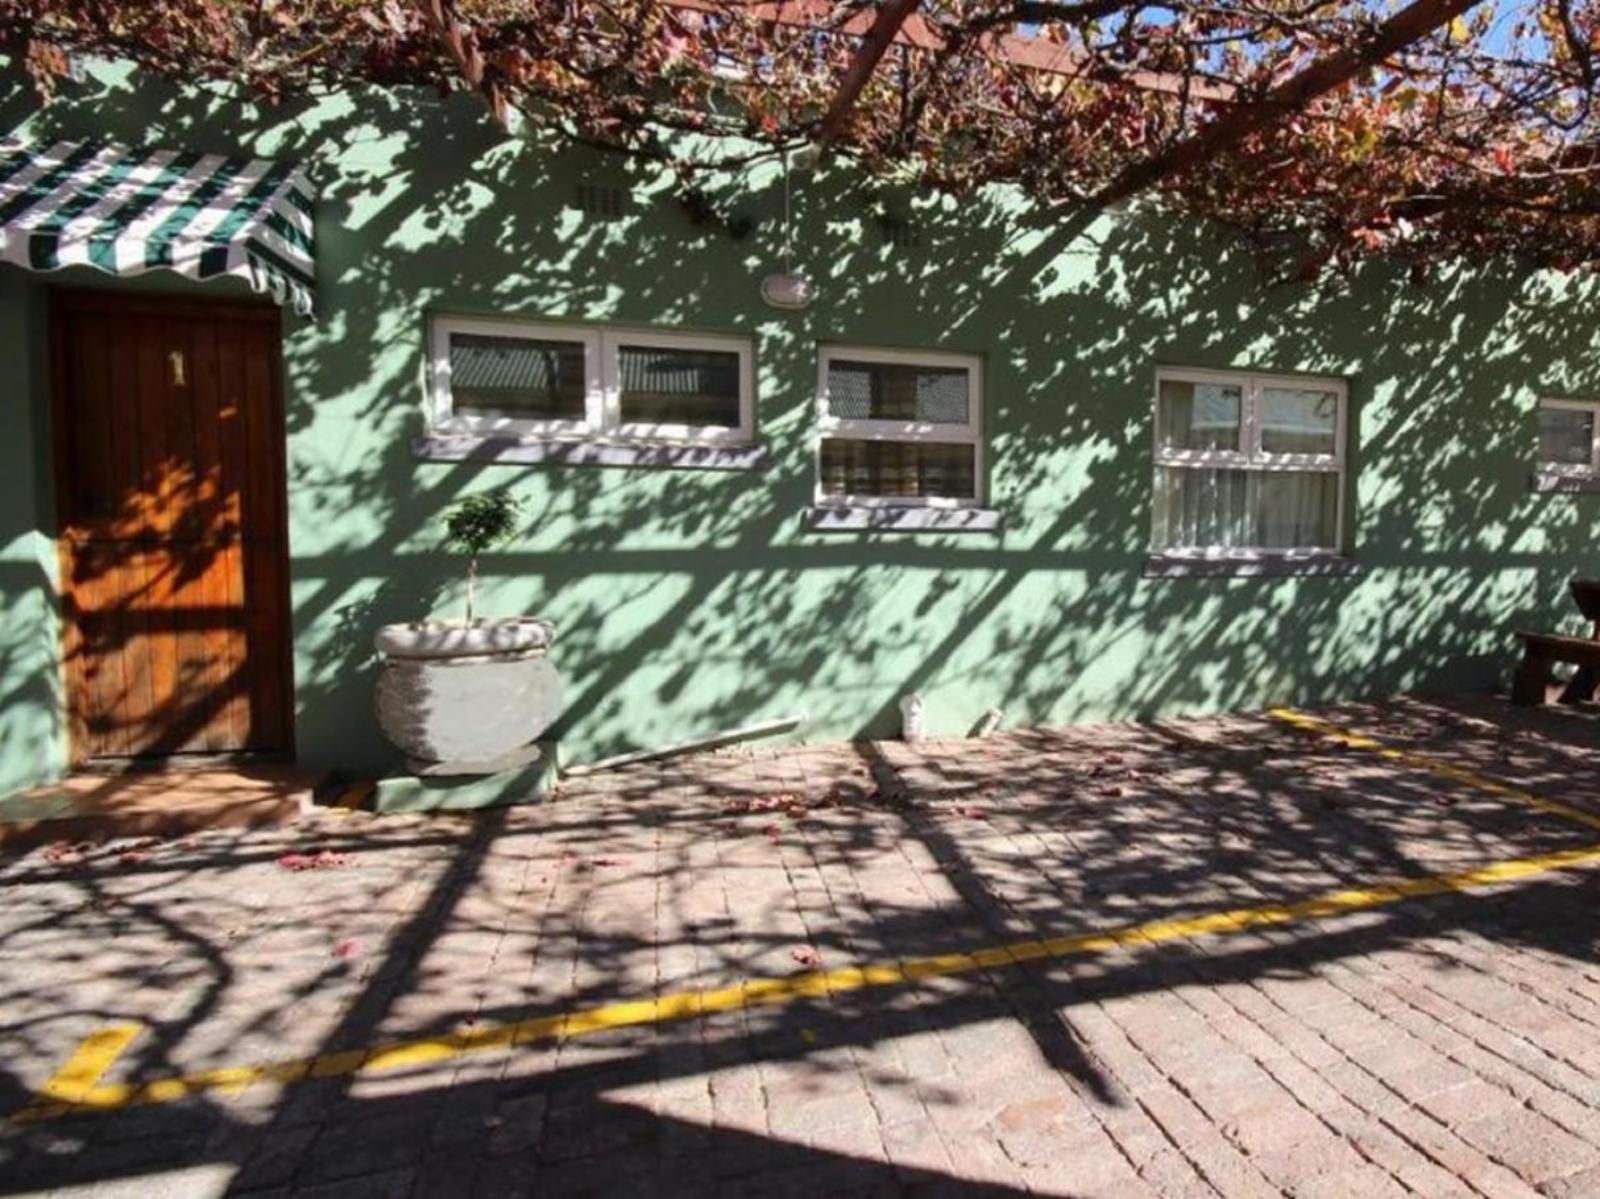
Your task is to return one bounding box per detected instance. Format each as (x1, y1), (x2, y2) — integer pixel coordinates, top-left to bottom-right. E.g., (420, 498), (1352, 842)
(5, 696), (1600, 1196)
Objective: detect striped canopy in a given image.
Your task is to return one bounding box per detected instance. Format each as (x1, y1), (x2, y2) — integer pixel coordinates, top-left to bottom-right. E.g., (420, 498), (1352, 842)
(0, 139), (316, 316)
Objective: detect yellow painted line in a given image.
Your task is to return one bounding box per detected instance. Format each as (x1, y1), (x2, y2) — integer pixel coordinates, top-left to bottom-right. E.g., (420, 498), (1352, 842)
(12, 1023), (142, 1121)
(1268, 707), (1600, 833)
(15, 840), (1600, 1122)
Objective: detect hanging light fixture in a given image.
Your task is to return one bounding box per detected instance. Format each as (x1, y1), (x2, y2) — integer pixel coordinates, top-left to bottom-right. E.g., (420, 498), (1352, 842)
(761, 147), (815, 310)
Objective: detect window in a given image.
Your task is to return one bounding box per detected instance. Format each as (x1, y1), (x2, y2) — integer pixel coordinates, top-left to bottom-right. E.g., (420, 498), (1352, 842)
(1152, 368), (1347, 556)
(1536, 399), (1600, 476)
(815, 346), (983, 507)
(430, 317), (754, 444)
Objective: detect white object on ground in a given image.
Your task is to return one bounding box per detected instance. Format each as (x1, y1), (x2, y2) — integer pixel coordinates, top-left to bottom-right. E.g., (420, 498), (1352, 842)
(973, 708), (1004, 738)
(900, 693), (926, 742)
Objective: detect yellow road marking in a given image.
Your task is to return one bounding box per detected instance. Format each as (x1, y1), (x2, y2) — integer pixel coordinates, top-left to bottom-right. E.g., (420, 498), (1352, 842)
(14, 1023), (142, 1121)
(1268, 707), (1600, 833)
(16, 841), (1600, 1122)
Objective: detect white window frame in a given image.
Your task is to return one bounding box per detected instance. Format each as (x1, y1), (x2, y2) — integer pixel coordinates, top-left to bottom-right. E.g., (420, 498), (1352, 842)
(430, 316), (755, 445)
(1152, 366), (1348, 558)
(814, 345), (984, 509)
(1535, 397), (1600, 476)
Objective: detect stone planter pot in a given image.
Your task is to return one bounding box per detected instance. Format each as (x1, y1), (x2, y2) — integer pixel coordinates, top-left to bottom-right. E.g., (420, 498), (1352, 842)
(375, 617), (562, 775)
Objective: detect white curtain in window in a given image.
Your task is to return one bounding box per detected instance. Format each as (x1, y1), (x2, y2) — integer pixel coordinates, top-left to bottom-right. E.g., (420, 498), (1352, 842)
(1155, 468), (1337, 551)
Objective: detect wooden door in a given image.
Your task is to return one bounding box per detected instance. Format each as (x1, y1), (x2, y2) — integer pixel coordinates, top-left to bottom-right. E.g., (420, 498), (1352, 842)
(53, 291), (293, 762)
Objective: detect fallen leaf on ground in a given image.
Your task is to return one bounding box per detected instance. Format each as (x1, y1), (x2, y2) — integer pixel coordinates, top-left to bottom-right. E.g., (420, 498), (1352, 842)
(117, 850), (150, 865)
(333, 939), (363, 959)
(725, 793), (803, 814)
(277, 850), (353, 872)
(954, 805), (988, 820)
(764, 823), (781, 843)
(791, 945), (822, 969)
(43, 841), (95, 864)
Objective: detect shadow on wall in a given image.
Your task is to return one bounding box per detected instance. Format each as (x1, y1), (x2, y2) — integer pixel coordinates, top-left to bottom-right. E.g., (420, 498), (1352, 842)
(6, 58), (1600, 777)
(0, 267), (66, 794)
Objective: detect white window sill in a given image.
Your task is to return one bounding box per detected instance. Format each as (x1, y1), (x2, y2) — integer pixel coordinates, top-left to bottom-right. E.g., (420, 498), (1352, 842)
(1144, 552), (1361, 579)
(413, 434), (770, 471)
(1531, 470), (1600, 494)
(804, 505), (1002, 533)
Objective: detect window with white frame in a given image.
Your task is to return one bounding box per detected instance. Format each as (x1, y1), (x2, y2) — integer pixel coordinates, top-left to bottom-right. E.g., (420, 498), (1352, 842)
(1536, 398), (1600, 475)
(1152, 368), (1347, 556)
(815, 346), (983, 506)
(430, 316), (754, 444)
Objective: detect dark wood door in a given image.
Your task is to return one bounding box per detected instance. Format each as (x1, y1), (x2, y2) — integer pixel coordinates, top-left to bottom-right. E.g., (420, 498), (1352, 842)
(52, 291), (293, 761)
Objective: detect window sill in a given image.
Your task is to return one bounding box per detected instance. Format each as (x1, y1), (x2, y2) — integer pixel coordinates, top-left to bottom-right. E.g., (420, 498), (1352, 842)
(413, 435), (770, 471)
(804, 505), (1002, 533)
(1144, 553), (1362, 579)
(1531, 470), (1600, 494)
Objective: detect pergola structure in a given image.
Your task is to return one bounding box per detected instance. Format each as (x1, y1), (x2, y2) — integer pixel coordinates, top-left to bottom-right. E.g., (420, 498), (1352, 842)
(9, 0), (1600, 275)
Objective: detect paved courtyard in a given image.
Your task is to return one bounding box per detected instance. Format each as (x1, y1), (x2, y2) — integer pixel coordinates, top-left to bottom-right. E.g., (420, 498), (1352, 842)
(7, 696), (1600, 1197)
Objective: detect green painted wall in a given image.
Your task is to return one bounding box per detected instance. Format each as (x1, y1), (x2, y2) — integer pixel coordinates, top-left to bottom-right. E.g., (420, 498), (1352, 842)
(0, 270), (68, 793)
(3, 61), (1599, 790)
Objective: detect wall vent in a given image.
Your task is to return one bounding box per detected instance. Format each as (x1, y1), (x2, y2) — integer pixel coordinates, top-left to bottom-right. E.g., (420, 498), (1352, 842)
(877, 216), (922, 249)
(574, 183), (630, 219)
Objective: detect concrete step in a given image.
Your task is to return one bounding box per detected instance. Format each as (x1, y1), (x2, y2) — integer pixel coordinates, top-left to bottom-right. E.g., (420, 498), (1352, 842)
(0, 766), (323, 852)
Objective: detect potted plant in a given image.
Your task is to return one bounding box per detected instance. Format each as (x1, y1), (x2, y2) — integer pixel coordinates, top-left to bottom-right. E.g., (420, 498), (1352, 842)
(374, 490), (562, 775)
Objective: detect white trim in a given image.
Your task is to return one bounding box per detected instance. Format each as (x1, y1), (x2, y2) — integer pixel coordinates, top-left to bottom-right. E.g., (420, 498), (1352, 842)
(1151, 546), (1338, 563)
(814, 344), (984, 508)
(1536, 397), (1600, 476)
(1151, 367), (1349, 555)
(805, 505), (1002, 532)
(429, 315), (755, 446)
(604, 328), (753, 445)
(430, 316), (599, 439)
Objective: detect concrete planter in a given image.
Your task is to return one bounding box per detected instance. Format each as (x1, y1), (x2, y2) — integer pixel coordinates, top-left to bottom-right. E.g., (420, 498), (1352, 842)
(374, 617), (562, 775)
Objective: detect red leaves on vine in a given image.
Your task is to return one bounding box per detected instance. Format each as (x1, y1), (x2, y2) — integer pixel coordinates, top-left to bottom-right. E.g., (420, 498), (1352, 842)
(11, 0), (1600, 272)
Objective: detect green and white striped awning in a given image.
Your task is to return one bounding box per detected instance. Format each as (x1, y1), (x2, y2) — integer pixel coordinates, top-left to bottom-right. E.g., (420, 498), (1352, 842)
(0, 139), (316, 316)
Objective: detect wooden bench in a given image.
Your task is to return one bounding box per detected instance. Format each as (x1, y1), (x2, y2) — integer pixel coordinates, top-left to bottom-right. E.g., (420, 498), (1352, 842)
(1512, 631), (1600, 706)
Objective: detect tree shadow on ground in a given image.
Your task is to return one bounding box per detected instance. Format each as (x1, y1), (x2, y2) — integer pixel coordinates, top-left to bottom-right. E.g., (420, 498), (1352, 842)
(2, 697), (1600, 1193)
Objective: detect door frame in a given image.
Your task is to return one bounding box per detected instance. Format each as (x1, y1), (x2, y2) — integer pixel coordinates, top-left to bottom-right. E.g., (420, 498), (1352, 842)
(48, 286), (297, 766)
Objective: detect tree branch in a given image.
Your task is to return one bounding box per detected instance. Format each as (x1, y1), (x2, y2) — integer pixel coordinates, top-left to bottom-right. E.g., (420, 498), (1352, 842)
(413, 0), (509, 129)
(815, 0), (924, 150)
(1093, 0), (1484, 207)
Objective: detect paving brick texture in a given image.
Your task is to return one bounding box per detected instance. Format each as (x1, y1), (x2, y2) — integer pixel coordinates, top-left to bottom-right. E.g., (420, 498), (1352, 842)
(7, 695), (1600, 1197)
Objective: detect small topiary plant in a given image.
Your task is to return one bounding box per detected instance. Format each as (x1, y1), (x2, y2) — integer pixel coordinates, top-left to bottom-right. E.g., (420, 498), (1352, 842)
(443, 489), (522, 623)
